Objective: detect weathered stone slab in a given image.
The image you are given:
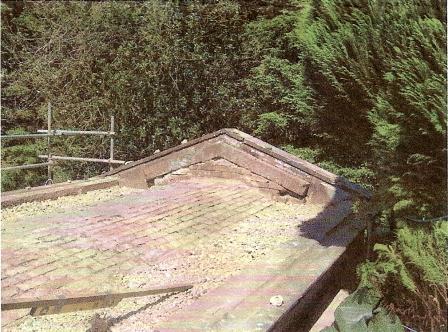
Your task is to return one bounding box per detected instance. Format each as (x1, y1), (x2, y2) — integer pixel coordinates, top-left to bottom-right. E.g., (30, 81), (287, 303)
(104, 128), (370, 202)
(153, 203), (363, 332)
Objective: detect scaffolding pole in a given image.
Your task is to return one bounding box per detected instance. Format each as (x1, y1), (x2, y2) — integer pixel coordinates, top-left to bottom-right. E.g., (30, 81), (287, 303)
(38, 155), (125, 164)
(2, 162), (52, 171)
(47, 103), (52, 182)
(110, 115), (114, 171)
(36, 129), (113, 136)
(1, 108), (124, 177)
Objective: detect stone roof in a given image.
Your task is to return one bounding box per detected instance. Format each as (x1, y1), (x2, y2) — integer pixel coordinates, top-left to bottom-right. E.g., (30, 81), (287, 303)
(105, 128), (370, 200)
(1, 129), (370, 331)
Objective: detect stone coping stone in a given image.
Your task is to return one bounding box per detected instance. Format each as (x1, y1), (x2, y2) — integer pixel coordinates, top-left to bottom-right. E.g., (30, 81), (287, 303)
(104, 129), (371, 199)
(153, 204), (364, 332)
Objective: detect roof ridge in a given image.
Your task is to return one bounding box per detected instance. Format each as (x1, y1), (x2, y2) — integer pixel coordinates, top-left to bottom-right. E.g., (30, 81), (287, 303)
(103, 128), (371, 199)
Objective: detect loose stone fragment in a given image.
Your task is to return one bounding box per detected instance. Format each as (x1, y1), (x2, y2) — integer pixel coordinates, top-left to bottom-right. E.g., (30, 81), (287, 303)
(270, 295), (284, 307)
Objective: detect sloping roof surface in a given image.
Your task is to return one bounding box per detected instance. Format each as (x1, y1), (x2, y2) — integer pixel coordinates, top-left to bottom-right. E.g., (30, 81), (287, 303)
(1, 129), (369, 331)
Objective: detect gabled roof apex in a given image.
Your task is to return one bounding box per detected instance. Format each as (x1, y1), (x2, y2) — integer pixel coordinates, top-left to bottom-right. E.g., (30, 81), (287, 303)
(106, 128), (371, 199)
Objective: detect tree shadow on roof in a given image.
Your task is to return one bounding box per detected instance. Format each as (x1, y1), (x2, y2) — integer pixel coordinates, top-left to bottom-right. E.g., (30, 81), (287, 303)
(297, 183), (367, 248)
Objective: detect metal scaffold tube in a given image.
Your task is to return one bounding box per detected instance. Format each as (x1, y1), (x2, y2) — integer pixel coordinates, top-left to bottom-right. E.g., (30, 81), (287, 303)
(1, 106), (125, 175)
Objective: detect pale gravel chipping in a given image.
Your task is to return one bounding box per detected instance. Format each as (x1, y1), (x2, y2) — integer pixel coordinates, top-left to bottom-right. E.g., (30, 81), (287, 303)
(1, 186), (142, 223)
(7, 201), (323, 332)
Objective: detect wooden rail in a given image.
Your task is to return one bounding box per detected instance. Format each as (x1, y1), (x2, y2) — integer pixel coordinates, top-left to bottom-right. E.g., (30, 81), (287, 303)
(1, 283), (193, 316)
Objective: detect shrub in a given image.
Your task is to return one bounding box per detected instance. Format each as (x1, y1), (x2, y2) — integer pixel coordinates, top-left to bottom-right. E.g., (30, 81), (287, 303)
(359, 222), (448, 331)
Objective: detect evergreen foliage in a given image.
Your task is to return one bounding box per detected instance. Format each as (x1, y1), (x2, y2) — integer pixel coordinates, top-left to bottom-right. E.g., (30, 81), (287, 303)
(359, 222), (448, 331)
(265, 0), (447, 218)
(1, 1), (250, 188)
(1, 1), (446, 329)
